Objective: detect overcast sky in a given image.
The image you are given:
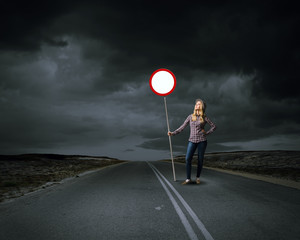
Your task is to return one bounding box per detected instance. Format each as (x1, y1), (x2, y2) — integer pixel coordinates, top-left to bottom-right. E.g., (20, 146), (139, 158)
(1, 1), (299, 160)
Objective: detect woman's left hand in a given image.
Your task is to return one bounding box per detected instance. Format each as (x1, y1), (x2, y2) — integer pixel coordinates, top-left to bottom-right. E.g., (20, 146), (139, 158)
(201, 129), (206, 135)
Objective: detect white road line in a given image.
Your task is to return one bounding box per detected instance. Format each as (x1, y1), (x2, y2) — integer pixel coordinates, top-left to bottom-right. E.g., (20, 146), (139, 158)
(148, 163), (199, 240)
(148, 162), (215, 240)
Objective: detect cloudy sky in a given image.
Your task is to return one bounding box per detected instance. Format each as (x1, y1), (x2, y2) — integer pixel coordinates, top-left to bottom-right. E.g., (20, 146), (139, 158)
(1, 1), (299, 160)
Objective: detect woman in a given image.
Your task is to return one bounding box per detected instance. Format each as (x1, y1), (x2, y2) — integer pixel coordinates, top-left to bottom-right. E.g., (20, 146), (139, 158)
(168, 99), (216, 185)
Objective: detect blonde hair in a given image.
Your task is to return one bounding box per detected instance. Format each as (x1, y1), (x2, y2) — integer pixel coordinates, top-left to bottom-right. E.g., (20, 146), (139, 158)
(191, 99), (206, 122)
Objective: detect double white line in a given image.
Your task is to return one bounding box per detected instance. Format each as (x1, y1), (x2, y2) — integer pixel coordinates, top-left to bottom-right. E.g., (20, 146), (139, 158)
(147, 162), (214, 240)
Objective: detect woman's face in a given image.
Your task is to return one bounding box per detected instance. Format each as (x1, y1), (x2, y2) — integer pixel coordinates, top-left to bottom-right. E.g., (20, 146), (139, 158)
(195, 101), (202, 110)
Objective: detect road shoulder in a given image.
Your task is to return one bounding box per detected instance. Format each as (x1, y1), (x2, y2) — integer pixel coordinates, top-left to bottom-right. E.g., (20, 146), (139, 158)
(204, 166), (300, 190)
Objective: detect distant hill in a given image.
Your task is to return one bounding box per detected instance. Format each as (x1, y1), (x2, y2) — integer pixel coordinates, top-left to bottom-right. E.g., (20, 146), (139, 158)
(0, 153), (119, 161)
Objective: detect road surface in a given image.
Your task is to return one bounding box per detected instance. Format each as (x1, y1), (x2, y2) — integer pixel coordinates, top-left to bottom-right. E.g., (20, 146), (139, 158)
(1, 161), (299, 240)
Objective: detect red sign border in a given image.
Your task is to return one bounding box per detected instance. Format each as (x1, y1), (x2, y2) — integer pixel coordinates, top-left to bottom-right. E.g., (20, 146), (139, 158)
(149, 68), (176, 96)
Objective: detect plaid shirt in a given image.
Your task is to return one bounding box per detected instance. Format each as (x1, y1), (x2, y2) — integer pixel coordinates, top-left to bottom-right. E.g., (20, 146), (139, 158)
(171, 114), (216, 143)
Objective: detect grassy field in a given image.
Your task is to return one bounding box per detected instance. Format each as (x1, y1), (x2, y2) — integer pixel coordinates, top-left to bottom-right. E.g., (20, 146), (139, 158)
(0, 154), (126, 202)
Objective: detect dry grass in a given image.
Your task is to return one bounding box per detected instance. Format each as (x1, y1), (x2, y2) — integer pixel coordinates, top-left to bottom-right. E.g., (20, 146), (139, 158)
(0, 154), (126, 202)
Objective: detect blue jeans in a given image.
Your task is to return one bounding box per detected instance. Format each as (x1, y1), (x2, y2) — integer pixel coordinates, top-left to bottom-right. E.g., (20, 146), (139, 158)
(185, 141), (207, 179)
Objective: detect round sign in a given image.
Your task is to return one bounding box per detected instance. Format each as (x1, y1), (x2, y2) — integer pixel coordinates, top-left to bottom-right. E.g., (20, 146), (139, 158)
(149, 68), (176, 96)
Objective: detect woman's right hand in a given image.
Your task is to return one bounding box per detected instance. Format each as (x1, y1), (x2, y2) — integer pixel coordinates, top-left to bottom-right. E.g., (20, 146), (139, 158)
(168, 131), (173, 136)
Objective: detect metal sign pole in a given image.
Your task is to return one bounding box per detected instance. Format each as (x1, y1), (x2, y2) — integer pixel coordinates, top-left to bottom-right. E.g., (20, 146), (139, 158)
(164, 97), (176, 181)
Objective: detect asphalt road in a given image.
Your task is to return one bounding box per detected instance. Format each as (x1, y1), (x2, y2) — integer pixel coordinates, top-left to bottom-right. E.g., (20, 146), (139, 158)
(1, 161), (299, 240)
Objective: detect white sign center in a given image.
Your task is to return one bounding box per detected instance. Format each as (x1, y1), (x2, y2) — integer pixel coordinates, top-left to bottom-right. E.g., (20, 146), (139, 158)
(149, 69), (176, 96)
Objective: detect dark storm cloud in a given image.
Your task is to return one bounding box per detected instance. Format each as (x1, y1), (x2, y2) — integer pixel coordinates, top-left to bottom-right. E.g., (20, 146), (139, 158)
(2, 1), (299, 92)
(68, 0), (300, 105)
(0, 1), (74, 51)
(0, 0), (299, 159)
